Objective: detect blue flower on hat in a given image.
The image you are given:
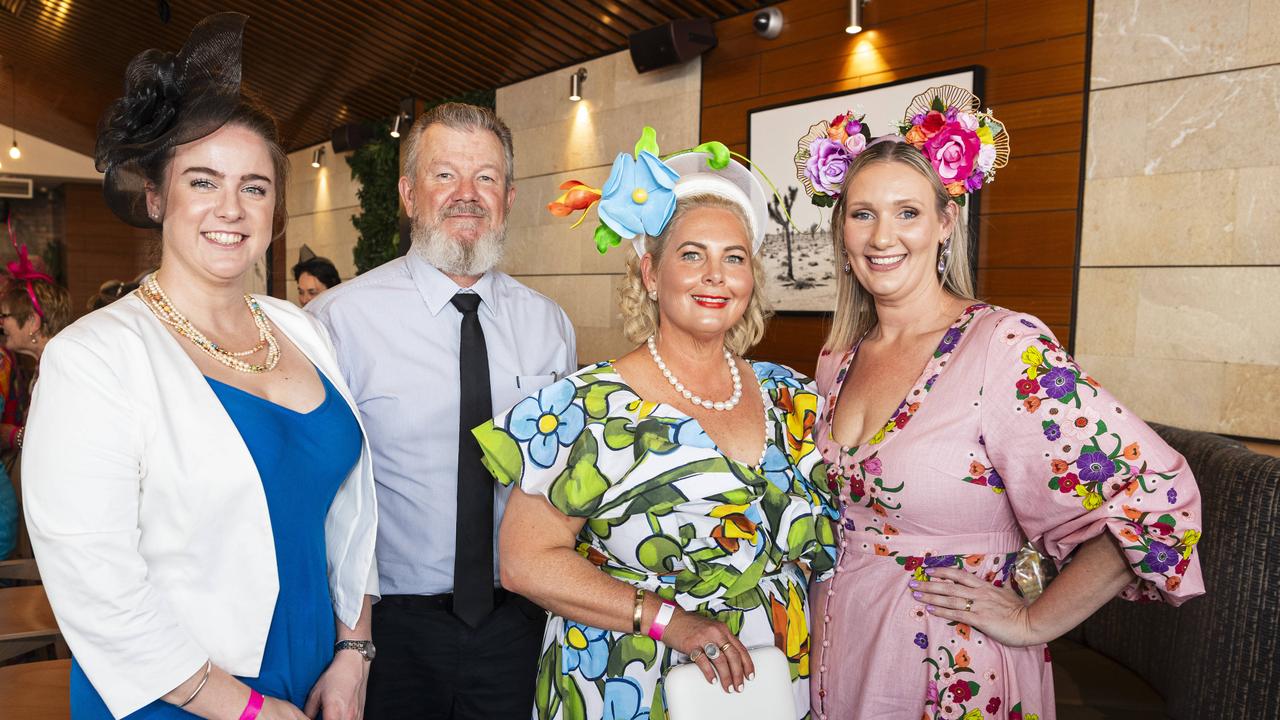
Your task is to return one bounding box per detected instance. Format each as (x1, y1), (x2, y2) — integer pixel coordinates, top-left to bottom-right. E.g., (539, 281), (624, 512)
(597, 150), (679, 240)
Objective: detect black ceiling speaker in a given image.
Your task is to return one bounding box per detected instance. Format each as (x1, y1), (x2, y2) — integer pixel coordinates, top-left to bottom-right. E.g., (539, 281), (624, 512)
(330, 123), (373, 153)
(628, 18), (717, 74)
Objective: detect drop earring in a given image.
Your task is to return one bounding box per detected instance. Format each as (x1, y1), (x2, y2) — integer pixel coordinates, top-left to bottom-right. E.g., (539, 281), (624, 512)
(937, 237), (952, 276)
(648, 289), (658, 301)
(842, 252), (851, 274)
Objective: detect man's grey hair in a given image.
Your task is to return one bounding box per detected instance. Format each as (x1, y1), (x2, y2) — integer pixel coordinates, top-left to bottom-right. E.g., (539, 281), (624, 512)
(401, 102), (515, 188)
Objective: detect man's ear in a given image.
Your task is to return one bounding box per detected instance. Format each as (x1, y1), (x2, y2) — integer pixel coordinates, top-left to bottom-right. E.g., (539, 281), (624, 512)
(398, 175), (416, 218)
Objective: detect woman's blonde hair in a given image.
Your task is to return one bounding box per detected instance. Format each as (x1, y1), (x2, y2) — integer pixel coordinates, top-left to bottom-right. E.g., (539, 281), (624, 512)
(823, 141), (977, 352)
(620, 193), (772, 356)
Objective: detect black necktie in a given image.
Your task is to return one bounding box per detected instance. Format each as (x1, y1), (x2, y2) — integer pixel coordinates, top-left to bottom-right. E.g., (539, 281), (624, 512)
(450, 292), (494, 626)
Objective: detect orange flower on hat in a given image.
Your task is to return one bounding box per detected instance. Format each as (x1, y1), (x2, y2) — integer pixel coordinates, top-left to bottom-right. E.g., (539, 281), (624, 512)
(547, 180), (602, 228)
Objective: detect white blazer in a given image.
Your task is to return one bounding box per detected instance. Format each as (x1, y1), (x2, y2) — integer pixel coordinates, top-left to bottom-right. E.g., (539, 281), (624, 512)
(23, 293), (379, 719)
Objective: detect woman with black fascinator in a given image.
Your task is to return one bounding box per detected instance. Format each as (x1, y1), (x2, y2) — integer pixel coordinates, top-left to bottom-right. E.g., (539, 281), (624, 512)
(23, 14), (377, 720)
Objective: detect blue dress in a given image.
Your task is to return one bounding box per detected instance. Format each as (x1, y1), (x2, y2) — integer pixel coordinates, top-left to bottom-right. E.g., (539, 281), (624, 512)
(69, 370), (362, 718)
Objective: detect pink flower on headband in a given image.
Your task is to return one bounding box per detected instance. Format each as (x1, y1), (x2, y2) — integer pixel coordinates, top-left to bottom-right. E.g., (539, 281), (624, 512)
(923, 123), (981, 184)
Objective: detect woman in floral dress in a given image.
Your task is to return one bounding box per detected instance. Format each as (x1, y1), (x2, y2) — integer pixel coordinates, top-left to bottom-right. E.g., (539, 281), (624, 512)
(803, 91), (1204, 720)
(475, 141), (836, 720)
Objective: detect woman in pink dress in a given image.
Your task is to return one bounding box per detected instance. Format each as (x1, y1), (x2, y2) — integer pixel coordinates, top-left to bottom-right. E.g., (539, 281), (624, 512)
(802, 90), (1205, 719)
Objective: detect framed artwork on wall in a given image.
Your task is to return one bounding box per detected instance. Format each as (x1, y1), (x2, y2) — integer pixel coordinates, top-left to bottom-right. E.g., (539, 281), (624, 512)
(747, 67), (982, 314)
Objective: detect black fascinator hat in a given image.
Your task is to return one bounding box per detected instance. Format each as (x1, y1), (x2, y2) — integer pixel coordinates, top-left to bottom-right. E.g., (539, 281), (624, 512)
(95, 12), (247, 228)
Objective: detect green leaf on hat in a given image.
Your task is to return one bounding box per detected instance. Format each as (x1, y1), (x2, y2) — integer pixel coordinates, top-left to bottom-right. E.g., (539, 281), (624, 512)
(811, 193), (836, 208)
(931, 96), (946, 112)
(593, 223), (622, 254)
(691, 140), (731, 170)
(634, 126), (660, 158)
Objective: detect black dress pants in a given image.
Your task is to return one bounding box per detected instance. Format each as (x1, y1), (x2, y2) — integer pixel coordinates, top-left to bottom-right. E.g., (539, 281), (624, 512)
(365, 590), (546, 720)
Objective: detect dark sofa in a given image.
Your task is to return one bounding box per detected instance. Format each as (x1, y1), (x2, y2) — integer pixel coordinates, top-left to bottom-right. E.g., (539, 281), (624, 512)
(1052, 424), (1280, 719)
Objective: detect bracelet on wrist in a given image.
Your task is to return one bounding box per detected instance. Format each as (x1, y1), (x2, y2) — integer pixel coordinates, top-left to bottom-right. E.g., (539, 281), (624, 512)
(177, 660), (212, 708)
(647, 599), (677, 642)
(631, 587), (645, 634)
(238, 689), (264, 720)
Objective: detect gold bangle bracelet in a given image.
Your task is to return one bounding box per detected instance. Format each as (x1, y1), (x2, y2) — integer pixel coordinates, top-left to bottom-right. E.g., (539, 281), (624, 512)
(632, 587), (645, 634)
(178, 659), (212, 708)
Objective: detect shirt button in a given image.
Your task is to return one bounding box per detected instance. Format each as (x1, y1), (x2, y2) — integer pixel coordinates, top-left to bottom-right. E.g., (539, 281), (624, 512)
(820, 665), (827, 673)
(822, 639), (830, 647)
(824, 614), (831, 622)
(840, 541), (848, 548)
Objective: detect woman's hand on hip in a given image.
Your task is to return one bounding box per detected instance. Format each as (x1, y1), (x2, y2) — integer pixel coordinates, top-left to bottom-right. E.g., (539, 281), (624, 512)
(302, 650), (368, 720)
(909, 567), (1039, 647)
(661, 609), (755, 694)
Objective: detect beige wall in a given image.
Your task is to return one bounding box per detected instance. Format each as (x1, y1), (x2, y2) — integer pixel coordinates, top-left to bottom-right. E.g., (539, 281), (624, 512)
(1077, 0), (1280, 440)
(496, 51), (702, 364)
(284, 141), (360, 303)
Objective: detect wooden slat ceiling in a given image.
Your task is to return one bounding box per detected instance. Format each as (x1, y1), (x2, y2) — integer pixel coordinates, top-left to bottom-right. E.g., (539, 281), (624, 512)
(0, 0), (767, 157)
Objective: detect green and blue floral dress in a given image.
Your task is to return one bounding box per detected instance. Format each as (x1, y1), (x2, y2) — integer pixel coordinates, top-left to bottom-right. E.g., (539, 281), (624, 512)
(475, 360), (837, 720)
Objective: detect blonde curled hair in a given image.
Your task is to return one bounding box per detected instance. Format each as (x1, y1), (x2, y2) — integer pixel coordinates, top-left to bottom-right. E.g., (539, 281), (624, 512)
(824, 141), (977, 352)
(620, 193), (772, 356)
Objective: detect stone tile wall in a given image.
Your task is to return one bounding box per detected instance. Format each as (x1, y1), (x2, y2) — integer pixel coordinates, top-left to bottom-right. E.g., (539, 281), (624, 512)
(1078, 0), (1280, 439)
(496, 51), (701, 365)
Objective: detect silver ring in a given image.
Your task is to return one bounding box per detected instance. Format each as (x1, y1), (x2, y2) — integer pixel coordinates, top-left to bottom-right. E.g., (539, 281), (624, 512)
(703, 642), (721, 660)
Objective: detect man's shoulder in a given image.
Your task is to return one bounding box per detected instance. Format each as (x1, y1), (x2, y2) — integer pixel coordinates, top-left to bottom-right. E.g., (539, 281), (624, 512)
(307, 257), (412, 318)
(490, 271), (569, 322)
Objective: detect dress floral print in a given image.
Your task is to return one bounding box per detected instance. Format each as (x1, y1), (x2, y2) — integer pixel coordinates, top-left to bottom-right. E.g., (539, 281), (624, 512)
(808, 304), (1204, 720)
(475, 360), (837, 720)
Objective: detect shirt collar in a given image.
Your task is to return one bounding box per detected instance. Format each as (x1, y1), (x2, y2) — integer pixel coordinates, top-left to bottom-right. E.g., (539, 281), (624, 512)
(406, 250), (500, 319)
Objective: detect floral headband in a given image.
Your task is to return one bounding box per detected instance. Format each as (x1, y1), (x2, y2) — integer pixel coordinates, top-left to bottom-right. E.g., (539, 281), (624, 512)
(795, 110), (872, 207)
(548, 127), (774, 256)
(897, 85), (1009, 206)
(5, 214), (54, 320)
(792, 86), (1010, 207)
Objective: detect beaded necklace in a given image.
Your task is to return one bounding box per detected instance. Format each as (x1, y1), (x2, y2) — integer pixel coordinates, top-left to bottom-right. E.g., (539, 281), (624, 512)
(139, 275), (281, 374)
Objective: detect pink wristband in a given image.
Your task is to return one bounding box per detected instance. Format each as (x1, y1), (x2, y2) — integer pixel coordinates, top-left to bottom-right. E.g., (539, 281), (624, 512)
(238, 690), (264, 720)
(648, 600), (676, 641)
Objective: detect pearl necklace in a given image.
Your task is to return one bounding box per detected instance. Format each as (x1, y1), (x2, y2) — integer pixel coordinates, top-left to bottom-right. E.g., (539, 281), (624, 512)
(139, 275), (281, 374)
(647, 335), (742, 411)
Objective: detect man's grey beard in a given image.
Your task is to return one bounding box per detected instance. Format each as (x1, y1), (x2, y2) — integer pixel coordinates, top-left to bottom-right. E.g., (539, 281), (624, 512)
(410, 214), (506, 277)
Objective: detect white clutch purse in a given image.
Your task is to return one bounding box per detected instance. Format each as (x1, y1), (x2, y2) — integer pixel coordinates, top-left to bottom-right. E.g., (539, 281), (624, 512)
(663, 645), (796, 720)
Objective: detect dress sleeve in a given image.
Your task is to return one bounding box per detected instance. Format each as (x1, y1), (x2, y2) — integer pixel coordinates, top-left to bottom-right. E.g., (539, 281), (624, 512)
(760, 366), (838, 581)
(980, 313), (1204, 606)
(474, 374), (607, 517)
(23, 336), (207, 717)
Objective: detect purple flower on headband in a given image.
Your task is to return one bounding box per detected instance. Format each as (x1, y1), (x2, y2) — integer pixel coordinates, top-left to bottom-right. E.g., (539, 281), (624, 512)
(911, 113), (926, 125)
(805, 137), (852, 196)
(845, 118), (863, 136)
(964, 173), (984, 192)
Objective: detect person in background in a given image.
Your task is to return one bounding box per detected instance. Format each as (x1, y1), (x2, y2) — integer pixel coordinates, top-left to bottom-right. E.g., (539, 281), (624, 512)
(86, 279), (142, 312)
(293, 247), (342, 307)
(308, 102), (575, 719)
(0, 230), (72, 559)
(24, 14), (378, 720)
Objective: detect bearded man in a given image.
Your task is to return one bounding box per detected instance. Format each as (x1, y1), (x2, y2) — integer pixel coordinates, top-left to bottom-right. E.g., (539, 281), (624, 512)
(309, 102), (575, 719)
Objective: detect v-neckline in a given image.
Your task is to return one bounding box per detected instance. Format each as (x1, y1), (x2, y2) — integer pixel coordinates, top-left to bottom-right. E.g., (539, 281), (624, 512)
(602, 360), (772, 471)
(826, 303), (989, 458)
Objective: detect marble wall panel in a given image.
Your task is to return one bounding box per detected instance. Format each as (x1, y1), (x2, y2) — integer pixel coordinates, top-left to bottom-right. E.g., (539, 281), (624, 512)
(1091, 0), (1280, 88)
(1079, 5), (1280, 439)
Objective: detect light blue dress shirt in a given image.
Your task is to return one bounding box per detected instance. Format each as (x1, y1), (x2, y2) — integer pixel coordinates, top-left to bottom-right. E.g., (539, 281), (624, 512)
(308, 252), (577, 596)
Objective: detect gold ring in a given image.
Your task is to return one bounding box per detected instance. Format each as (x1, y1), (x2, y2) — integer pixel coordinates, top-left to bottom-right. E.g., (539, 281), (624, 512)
(689, 649), (704, 661)
(964, 598), (974, 612)
(719, 642), (733, 653)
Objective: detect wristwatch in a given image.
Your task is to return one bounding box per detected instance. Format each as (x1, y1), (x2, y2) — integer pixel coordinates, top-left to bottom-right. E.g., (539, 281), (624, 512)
(334, 639), (376, 661)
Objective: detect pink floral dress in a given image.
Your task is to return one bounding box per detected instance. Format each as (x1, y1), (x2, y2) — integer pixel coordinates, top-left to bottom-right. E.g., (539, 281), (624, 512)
(808, 304), (1204, 720)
